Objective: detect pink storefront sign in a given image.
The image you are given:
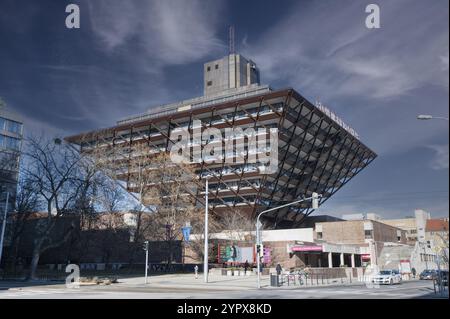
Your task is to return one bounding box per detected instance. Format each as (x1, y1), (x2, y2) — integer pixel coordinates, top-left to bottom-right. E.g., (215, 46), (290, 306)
(291, 245), (323, 252)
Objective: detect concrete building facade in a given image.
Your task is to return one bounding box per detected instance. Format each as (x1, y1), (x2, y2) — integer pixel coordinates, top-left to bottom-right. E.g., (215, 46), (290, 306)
(203, 54), (260, 96)
(65, 53), (376, 227)
(315, 220), (407, 246)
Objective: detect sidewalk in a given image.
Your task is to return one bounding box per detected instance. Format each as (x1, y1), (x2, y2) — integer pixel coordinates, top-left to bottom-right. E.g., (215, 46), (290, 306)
(117, 273), (368, 291)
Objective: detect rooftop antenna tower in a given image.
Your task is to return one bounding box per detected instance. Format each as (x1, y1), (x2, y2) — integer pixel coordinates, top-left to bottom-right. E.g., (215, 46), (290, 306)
(229, 25), (235, 54)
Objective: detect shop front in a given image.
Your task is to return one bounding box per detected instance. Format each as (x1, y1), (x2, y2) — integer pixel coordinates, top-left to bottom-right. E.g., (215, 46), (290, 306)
(287, 242), (363, 268)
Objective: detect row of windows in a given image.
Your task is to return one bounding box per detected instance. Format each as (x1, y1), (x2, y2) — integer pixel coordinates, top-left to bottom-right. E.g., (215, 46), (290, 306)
(0, 134), (21, 150)
(0, 117), (23, 135)
(420, 254), (436, 262)
(206, 64), (219, 72)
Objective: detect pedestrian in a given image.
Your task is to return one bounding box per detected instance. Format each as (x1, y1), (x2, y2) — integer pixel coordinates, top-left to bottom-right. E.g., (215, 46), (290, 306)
(244, 260), (249, 273)
(411, 267), (416, 278)
(194, 265), (199, 279)
(276, 263), (282, 276)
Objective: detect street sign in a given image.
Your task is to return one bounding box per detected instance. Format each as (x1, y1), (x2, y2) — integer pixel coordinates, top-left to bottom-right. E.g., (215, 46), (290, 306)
(182, 226), (192, 243)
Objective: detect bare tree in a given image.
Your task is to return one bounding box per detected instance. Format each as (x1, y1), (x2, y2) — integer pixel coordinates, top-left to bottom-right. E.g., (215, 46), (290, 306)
(2, 174), (39, 270)
(23, 137), (96, 279)
(434, 231), (449, 267)
(135, 151), (199, 265)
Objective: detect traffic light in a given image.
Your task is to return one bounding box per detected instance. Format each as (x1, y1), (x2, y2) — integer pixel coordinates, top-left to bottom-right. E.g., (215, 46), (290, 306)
(255, 244), (263, 257)
(143, 241), (149, 251)
(312, 192), (320, 209)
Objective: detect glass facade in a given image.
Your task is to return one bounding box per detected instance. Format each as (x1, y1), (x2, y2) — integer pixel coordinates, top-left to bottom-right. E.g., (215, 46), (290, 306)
(0, 116), (23, 135)
(0, 113), (23, 214)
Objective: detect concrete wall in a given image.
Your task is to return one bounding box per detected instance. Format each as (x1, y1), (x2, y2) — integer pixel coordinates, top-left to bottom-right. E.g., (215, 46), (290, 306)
(381, 218), (417, 243)
(317, 220), (407, 245)
(317, 220), (366, 244)
(372, 220), (407, 244)
(415, 209), (430, 243)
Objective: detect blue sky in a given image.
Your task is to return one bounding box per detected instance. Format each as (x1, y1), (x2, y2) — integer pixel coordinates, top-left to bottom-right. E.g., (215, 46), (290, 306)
(0, 0), (448, 218)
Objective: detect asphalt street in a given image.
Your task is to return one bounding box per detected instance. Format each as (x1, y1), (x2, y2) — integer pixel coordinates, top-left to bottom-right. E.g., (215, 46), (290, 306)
(0, 278), (446, 299)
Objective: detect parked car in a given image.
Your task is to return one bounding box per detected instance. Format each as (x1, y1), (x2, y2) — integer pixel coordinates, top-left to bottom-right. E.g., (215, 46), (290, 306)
(372, 269), (402, 285)
(419, 269), (437, 280)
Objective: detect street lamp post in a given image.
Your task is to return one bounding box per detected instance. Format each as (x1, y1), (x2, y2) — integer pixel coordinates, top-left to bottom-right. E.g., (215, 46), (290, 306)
(422, 242), (429, 270)
(255, 192), (321, 289)
(204, 178), (209, 283)
(144, 240), (149, 284)
(0, 191), (9, 266)
(417, 115), (449, 121)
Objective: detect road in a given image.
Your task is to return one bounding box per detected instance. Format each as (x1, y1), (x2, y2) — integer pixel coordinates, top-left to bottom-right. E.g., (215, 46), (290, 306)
(0, 279), (445, 299)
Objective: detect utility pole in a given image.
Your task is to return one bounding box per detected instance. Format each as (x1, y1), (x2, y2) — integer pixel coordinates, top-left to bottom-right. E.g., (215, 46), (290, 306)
(422, 243), (429, 270)
(0, 191), (9, 266)
(204, 179), (209, 283)
(144, 240), (149, 284)
(256, 192), (321, 288)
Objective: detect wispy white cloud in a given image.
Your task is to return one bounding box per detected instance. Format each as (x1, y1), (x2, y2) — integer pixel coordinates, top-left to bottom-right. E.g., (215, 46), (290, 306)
(428, 144), (449, 170)
(85, 0), (225, 68)
(241, 0), (449, 160)
(245, 0), (449, 99)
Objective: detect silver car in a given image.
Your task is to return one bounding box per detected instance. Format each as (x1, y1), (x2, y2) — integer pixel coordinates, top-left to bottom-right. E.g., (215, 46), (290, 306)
(372, 269), (402, 285)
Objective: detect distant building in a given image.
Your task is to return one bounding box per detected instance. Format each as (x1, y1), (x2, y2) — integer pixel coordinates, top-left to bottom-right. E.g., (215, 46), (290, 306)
(343, 209), (432, 244)
(379, 209), (431, 244)
(0, 105), (23, 213)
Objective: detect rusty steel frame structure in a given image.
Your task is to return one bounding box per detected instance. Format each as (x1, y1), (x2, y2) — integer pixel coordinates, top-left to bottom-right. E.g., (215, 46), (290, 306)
(65, 88), (377, 228)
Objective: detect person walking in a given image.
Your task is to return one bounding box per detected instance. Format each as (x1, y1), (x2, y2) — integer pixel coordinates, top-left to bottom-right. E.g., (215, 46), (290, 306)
(244, 260), (249, 273)
(276, 263), (282, 276)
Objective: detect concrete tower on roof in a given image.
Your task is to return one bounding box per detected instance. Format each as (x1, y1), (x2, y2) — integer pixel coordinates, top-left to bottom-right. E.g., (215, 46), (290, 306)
(203, 53), (260, 96)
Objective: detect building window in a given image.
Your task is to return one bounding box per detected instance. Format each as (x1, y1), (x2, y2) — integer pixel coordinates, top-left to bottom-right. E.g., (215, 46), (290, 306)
(207, 81), (213, 86)
(317, 232), (323, 239)
(0, 117), (5, 131)
(364, 230), (373, 239)
(215, 64), (219, 69)
(7, 120), (22, 135)
(5, 136), (20, 150)
(207, 66), (211, 72)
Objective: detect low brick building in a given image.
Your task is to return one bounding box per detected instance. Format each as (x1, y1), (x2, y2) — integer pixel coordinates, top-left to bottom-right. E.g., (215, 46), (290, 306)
(315, 220), (407, 245)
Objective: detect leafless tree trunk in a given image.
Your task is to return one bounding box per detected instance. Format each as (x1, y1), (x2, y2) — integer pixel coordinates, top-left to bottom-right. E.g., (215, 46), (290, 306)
(23, 137), (97, 279)
(2, 175), (39, 270)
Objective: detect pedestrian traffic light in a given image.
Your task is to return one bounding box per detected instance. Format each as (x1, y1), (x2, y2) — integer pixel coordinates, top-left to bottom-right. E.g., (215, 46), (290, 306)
(143, 241), (149, 251)
(256, 244), (263, 257)
(312, 192), (320, 209)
